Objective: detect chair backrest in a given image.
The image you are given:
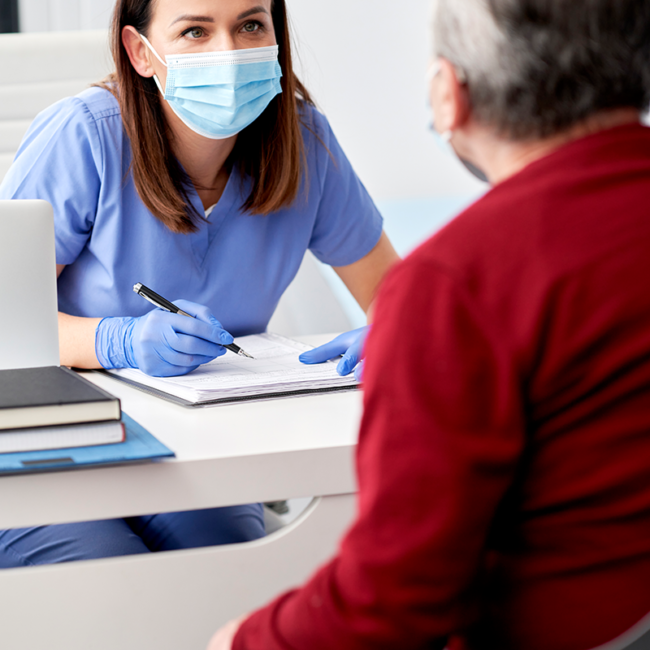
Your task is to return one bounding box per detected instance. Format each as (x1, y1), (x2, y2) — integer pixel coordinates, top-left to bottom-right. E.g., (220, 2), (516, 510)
(591, 613), (650, 650)
(0, 29), (113, 184)
(267, 251), (352, 337)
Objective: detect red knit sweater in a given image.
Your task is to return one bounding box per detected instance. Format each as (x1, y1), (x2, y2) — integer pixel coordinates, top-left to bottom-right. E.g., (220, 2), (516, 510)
(234, 123), (650, 650)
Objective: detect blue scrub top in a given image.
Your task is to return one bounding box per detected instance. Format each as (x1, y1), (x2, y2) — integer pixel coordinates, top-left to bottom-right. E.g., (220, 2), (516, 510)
(0, 87), (383, 337)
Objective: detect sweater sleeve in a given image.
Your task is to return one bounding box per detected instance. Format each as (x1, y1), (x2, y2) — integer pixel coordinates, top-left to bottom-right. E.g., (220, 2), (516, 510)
(234, 257), (526, 650)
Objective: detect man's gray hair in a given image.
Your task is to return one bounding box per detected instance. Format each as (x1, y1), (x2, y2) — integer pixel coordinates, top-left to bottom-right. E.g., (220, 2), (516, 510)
(432, 0), (650, 140)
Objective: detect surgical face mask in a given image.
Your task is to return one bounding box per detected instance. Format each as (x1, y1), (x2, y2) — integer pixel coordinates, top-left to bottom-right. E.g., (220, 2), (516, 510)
(432, 126), (490, 183)
(427, 61), (489, 184)
(140, 35), (282, 140)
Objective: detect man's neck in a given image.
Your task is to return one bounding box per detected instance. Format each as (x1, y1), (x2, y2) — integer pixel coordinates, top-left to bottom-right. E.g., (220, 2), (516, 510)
(466, 108), (641, 186)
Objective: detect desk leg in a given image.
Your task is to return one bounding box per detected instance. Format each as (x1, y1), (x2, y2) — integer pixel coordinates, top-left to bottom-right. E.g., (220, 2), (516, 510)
(0, 493), (356, 650)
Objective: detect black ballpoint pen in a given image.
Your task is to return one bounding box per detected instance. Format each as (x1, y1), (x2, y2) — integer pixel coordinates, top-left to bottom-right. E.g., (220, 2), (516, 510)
(133, 283), (254, 359)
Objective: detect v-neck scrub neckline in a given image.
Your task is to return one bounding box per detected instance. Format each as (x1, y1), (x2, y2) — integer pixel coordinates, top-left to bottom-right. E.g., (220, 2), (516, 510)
(185, 167), (241, 270)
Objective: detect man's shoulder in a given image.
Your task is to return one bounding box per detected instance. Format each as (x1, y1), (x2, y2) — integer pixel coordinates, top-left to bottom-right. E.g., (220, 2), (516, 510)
(403, 192), (516, 269)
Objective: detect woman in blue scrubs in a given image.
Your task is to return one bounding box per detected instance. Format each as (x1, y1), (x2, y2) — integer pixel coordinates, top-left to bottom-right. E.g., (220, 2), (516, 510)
(0, 0), (398, 566)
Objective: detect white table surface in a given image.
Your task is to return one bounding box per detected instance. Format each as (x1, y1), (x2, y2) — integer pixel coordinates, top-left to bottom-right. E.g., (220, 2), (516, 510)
(0, 334), (362, 530)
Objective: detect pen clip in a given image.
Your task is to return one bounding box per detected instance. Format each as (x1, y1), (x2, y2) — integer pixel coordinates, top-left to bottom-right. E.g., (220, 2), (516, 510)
(140, 292), (172, 312)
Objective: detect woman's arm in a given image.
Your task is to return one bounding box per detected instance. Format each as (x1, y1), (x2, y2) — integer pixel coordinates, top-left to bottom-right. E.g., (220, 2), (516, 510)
(56, 264), (103, 369)
(299, 232), (400, 378)
(56, 265), (231, 375)
(332, 231), (400, 318)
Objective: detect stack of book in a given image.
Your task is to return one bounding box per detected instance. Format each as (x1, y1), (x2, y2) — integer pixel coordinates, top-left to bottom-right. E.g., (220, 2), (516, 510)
(0, 366), (122, 453)
(0, 366), (173, 473)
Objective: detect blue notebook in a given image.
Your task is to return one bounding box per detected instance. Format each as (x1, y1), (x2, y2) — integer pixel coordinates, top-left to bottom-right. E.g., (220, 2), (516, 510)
(0, 413), (174, 474)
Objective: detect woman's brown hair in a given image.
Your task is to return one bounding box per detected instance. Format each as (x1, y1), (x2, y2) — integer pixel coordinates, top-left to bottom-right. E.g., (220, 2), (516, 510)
(98, 0), (313, 234)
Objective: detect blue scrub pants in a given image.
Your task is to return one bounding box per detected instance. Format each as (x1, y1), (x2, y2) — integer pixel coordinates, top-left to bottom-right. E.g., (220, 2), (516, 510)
(0, 504), (265, 567)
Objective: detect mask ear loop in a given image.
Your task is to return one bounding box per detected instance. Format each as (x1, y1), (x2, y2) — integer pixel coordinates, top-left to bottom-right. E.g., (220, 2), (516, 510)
(427, 60), (441, 81)
(427, 59), (452, 139)
(139, 34), (168, 95)
(139, 34), (168, 67)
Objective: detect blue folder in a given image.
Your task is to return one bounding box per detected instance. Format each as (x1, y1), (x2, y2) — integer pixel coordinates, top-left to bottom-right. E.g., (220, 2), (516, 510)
(0, 412), (174, 474)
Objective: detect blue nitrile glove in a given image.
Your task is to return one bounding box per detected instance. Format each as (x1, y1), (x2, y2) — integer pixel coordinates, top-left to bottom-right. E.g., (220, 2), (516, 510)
(299, 326), (369, 382)
(95, 300), (234, 377)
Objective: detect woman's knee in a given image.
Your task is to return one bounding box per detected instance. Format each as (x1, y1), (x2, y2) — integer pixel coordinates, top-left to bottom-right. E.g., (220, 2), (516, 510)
(127, 503), (266, 552)
(0, 519), (149, 567)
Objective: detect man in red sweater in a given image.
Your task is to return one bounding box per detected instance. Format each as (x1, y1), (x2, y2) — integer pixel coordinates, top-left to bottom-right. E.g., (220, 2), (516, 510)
(209, 1), (650, 648)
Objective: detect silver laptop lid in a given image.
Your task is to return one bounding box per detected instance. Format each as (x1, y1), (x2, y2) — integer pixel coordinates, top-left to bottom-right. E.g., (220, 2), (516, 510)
(0, 200), (60, 370)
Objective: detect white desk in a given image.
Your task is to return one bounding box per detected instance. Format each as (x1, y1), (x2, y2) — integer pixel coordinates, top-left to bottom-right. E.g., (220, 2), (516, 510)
(0, 335), (361, 650)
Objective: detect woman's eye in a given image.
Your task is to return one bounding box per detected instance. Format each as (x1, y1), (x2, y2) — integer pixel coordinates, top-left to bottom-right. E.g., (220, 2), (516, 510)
(184, 27), (204, 39)
(241, 21), (261, 33)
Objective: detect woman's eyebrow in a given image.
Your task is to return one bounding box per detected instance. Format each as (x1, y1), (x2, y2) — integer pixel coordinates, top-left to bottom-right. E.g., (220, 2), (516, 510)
(169, 7), (268, 28)
(237, 6), (269, 20)
(169, 14), (216, 27)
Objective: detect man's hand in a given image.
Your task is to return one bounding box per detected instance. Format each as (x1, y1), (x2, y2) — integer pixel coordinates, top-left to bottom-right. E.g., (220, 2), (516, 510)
(206, 616), (247, 650)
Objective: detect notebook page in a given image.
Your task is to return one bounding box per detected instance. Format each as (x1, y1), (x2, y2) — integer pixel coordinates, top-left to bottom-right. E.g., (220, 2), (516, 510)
(108, 333), (357, 403)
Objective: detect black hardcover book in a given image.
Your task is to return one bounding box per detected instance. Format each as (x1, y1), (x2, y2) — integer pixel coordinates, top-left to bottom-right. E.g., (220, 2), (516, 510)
(0, 366), (121, 431)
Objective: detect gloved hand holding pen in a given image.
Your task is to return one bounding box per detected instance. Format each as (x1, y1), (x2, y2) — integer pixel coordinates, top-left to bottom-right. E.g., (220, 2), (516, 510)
(95, 300), (233, 377)
(299, 326), (369, 382)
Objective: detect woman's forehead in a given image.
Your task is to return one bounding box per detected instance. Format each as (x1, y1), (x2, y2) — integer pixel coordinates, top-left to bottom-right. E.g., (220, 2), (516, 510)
(152, 0), (273, 24)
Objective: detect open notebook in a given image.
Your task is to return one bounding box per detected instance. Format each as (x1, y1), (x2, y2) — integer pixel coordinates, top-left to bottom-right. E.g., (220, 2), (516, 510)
(105, 333), (358, 407)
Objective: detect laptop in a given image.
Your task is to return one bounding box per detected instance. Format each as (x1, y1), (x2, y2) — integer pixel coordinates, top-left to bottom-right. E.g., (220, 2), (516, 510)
(0, 200), (60, 370)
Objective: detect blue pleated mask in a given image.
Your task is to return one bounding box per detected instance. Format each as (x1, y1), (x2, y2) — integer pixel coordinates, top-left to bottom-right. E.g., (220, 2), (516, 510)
(140, 36), (283, 140)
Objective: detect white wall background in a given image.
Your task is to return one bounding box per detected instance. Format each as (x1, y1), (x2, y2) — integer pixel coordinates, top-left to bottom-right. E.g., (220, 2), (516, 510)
(17, 0), (483, 201)
(288, 0), (485, 199)
(19, 0), (115, 31)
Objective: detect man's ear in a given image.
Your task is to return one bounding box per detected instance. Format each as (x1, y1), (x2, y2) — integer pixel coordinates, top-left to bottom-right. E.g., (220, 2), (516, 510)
(122, 26), (155, 78)
(429, 57), (470, 133)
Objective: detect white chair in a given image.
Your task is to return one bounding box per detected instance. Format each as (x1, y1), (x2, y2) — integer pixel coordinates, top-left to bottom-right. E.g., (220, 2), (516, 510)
(0, 29), (352, 337)
(0, 29), (112, 183)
